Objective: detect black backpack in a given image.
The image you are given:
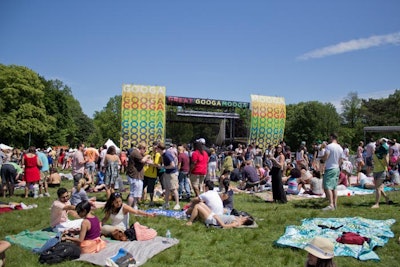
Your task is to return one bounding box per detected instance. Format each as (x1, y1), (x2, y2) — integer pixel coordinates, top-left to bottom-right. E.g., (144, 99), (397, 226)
(39, 241), (81, 264)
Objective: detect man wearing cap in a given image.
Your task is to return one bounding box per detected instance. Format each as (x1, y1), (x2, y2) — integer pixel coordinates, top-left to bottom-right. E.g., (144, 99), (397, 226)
(304, 236), (336, 267)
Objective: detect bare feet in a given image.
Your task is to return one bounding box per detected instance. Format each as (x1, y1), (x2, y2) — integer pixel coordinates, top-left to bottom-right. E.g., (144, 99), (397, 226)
(371, 204), (379, 209)
(186, 221), (193, 226)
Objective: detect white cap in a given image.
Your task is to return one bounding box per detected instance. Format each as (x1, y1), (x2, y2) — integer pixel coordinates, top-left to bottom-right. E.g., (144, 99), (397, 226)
(196, 138), (206, 144)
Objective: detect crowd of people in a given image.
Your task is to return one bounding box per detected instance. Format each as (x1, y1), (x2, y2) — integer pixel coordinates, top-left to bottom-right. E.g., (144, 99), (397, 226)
(1, 133), (399, 260)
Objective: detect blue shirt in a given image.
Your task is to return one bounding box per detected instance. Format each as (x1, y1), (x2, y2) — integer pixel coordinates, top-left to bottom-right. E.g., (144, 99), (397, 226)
(37, 151), (49, 172)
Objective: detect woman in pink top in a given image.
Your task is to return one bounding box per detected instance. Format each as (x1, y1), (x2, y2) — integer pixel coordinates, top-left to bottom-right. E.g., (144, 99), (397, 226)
(190, 141), (209, 196)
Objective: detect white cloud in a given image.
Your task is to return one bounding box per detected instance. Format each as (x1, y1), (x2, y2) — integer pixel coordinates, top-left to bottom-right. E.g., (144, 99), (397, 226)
(298, 32), (400, 60)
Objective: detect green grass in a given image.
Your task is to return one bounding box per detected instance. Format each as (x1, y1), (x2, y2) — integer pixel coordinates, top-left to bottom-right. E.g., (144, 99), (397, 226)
(1, 179), (399, 267)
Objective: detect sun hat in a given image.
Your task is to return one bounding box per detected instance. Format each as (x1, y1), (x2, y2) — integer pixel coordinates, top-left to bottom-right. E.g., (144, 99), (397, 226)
(304, 237), (334, 259)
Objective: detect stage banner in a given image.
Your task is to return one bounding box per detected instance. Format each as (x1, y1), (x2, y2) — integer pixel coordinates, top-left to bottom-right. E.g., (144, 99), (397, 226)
(121, 84), (166, 150)
(249, 95), (286, 148)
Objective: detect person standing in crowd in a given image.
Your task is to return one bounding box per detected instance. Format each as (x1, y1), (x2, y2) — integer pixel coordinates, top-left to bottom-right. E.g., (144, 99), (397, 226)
(103, 146), (121, 199)
(143, 141), (162, 206)
(72, 143), (86, 187)
(84, 143), (99, 186)
(126, 142), (152, 209)
(22, 146), (42, 198)
(268, 145), (287, 203)
(207, 148), (218, 181)
(190, 141), (209, 197)
(119, 149), (128, 174)
(356, 141), (365, 173)
(371, 138), (393, 208)
(321, 133), (343, 211)
(303, 236), (336, 267)
(157, 142), (180, 210)
(1, 161), (23, 197)
(36, 149), (51, 197)
(365, 138), (376, 177)
(177, 145), (191, 200)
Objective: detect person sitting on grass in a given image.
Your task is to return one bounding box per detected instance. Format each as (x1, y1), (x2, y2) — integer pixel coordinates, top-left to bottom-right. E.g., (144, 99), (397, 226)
(47, 167), (61, 188)
(303, 170), (324, 196)
(62, 201), (106, 254)
(186, 180), (224, 218)
(303, 236), (336, 267)
(101, 192), (156, 237)
(50, 187), (82, 233)
(220, 178), (235, 214)
(286, 168), (301, 195)
(185, 201), (253, 228)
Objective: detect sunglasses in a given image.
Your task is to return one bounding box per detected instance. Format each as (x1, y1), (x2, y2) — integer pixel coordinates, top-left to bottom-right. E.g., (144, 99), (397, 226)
(113, 192), (122, 198)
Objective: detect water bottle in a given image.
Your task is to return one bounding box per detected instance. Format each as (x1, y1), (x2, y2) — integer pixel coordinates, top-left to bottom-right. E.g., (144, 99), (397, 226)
(166, 229), (171, 238)
(33, 184), (39, 198)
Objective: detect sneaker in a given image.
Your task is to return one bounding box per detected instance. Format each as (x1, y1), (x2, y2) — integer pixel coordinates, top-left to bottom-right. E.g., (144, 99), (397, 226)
(173, 204), (181, 210)
(44, 192), (50, 197)
(322, 205), (335, 211)
(162, 203), (170, 210)
(38, 194), (44, 198)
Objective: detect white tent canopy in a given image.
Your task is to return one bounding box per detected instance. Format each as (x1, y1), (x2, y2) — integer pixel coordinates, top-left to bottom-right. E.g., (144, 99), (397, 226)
(0, 143), (13, 150)
(104, 139), (121, 154)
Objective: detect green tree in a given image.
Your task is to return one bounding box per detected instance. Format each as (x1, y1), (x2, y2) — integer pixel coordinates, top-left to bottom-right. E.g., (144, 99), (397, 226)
(340, 92), (362, 128)
(284, 101), (341, 150)
(0, 64), (56, 147)
(91, 95), (122, 147)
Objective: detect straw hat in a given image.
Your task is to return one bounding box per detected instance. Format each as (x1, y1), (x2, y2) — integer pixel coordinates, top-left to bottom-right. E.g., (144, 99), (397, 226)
(304, 237), (334, 259)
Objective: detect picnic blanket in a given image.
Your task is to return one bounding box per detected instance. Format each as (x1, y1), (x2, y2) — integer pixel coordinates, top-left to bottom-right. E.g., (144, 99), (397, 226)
(5, 230), (56, 251)
(255, 185), (396, 201)
(275, 217), (395, 261)
(6, 230), (179, 266)
(146, 209), (188, 220)
(77, 236), (179, 266)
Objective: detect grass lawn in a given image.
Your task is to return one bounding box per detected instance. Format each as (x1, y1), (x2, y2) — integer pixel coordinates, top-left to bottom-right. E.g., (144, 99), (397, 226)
(1, 178), (399, 267)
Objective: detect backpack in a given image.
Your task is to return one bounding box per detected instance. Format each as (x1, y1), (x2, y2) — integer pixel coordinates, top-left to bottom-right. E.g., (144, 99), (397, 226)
(39, 241), (81, 264)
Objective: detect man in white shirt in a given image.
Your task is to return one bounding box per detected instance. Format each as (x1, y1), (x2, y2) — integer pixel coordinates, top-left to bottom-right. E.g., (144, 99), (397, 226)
(321, 133), (343, 211)
(186, 180), (224, 224)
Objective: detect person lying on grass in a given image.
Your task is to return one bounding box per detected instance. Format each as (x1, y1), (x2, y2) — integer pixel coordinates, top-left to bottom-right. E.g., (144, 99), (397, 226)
(185, 202), (253, 228)
(62, 201), (106, 254)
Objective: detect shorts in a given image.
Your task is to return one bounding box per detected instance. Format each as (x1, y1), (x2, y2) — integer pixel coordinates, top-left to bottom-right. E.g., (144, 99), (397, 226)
(143, 176), (157, 194)
(73, 173), (84, 187)
(164, 172), (179, 191)
(189, 174), (206, 189)
(40, 170), (49, 184)
(204, 212), (217, 225)
(85, 162), (96, 175)
(128, 176), (143, 198)
(323, 168), (340, 190)
(373, 171), (386, 181)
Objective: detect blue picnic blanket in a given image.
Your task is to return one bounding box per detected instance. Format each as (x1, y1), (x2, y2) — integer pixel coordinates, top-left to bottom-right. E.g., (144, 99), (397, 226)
(275, 217), (395, 261)
(146, 209), (187, 220)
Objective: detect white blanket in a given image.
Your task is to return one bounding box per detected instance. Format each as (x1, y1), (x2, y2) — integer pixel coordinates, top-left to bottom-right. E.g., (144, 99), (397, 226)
(77, 236), (179, 266)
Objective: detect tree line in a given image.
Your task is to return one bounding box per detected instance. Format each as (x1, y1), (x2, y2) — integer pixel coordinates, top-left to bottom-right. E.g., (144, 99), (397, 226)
(1, 64), (399, 152)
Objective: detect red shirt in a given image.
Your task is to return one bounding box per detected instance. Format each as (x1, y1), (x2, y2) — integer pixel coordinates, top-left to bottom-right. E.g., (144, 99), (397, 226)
(191, 150), (208, 175)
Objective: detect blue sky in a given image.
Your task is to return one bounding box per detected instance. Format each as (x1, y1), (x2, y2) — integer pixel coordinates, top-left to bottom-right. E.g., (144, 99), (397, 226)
(1, 0), (399, 117)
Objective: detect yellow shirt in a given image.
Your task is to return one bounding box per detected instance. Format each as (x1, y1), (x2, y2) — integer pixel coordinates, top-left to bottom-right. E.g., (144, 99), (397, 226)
(144, 151), (162, 178)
